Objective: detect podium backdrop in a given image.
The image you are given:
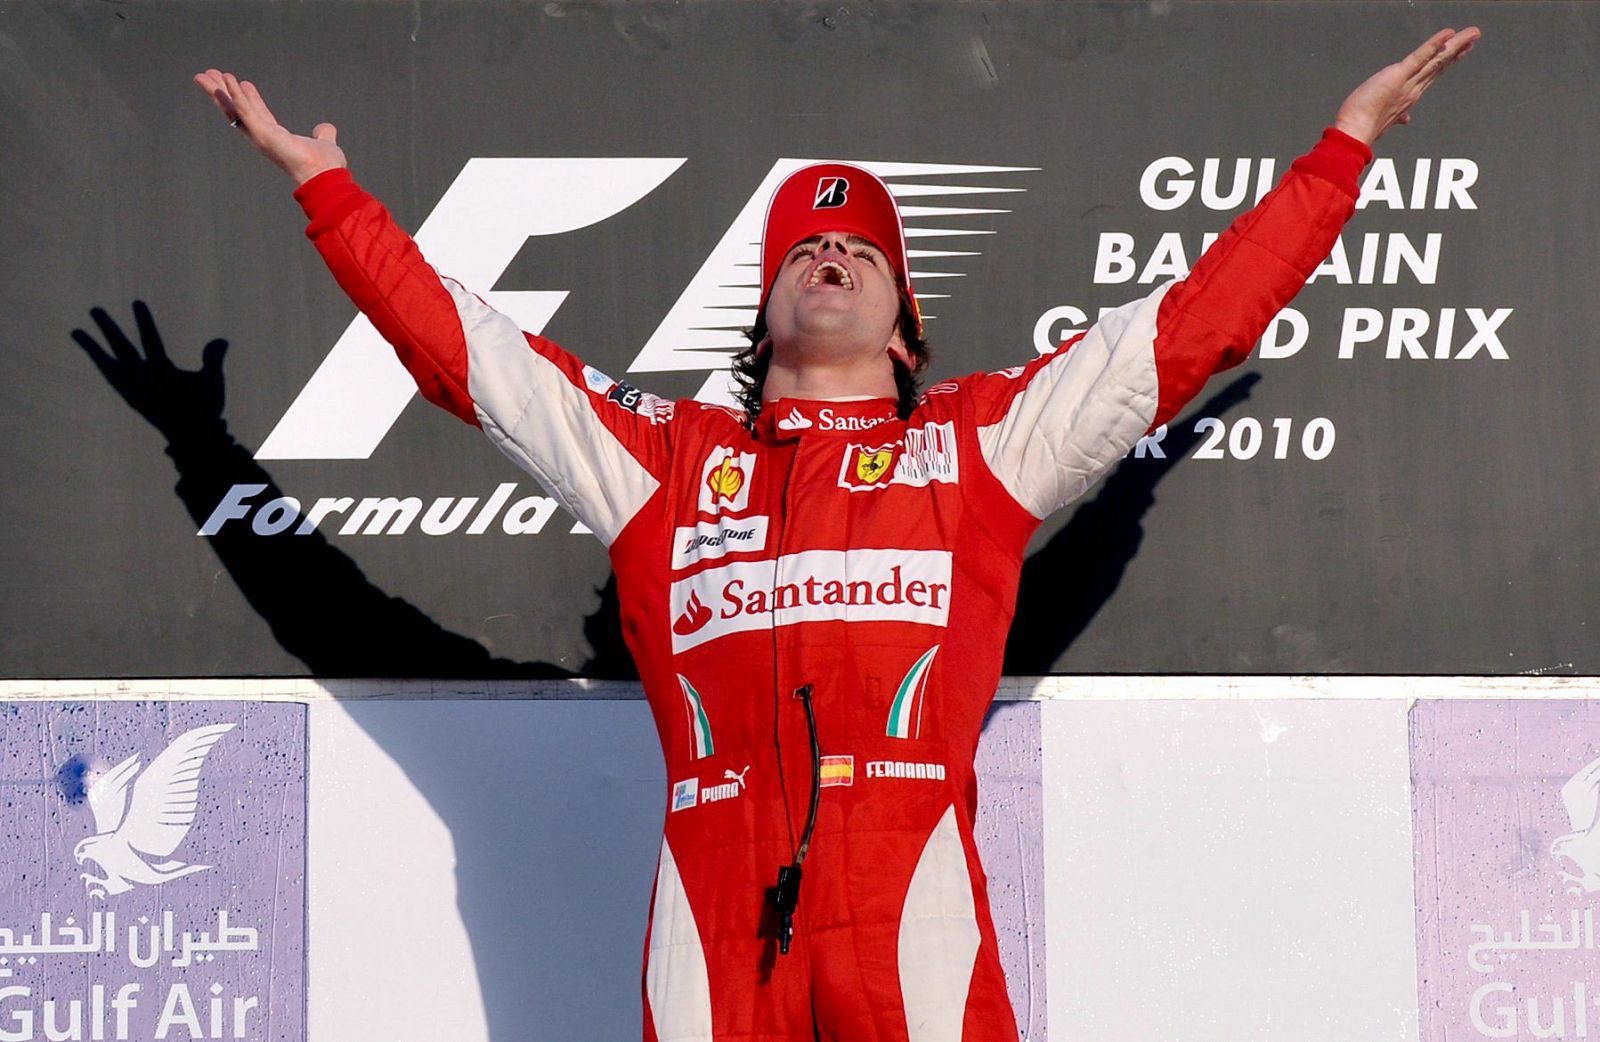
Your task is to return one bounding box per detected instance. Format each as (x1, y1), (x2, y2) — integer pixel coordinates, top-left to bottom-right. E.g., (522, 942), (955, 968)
(2, 2), (1593, 678)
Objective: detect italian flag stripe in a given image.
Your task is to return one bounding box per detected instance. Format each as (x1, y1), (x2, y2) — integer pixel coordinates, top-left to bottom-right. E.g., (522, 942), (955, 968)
(886, 645), (940, 740)
(679, 675), (714, 759)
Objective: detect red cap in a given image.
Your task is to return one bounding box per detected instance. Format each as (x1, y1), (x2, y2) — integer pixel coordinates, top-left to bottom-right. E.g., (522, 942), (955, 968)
(759, 163), (919, 331)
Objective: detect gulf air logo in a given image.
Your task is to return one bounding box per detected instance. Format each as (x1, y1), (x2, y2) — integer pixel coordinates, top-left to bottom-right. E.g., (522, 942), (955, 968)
(75, 724), (236, 899)
(255, 157), (1033, 461)
(814, 177), (849, 209)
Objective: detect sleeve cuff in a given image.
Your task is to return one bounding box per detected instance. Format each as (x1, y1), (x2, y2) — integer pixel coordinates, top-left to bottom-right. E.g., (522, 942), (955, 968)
(1289, 127), (1373, 201)
(293, 167), (367, 239)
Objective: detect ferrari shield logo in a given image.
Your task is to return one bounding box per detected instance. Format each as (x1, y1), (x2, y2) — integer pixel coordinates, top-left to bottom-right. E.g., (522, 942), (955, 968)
(839, 443), (901, 490)
(836, 422), (960, 493)
(855, 449), (894, 484)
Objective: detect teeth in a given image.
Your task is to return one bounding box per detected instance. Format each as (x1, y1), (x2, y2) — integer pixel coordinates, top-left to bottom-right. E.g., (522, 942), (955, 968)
(807, 261), (853, 289)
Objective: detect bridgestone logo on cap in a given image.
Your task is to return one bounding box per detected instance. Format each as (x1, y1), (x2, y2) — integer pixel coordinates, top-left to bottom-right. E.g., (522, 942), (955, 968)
(814, 177), (849, 209)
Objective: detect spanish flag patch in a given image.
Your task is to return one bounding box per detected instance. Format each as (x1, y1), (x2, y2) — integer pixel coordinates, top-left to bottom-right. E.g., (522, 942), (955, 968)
(820, 755), (855, 788)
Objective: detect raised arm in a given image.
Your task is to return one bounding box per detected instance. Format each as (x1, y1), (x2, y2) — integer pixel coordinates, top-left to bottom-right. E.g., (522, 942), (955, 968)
(193, 71), (674, 546)
(965, 28), (1479, 520)
(1143, 26), (1480, 419)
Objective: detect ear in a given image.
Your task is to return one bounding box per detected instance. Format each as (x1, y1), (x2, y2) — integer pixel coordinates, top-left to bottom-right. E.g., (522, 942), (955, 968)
(884, 326), (912, 369)
(755, 333), (774, 359)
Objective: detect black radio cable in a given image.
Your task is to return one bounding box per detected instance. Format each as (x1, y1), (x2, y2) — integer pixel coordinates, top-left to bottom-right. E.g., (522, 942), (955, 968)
(771, 682), (821, 955)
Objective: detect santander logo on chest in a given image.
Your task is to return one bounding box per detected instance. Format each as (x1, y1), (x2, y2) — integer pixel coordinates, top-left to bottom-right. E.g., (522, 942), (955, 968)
(668, 549), (953, 652)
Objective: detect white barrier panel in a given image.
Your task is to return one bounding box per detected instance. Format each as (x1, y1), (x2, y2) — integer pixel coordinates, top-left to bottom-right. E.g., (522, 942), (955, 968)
(6, 678), (1599, 1041)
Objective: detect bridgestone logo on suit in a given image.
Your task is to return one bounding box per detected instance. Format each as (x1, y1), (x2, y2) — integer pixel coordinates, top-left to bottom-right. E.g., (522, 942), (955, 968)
(668, 550), (954, 652)
(671, 516), (771, 570)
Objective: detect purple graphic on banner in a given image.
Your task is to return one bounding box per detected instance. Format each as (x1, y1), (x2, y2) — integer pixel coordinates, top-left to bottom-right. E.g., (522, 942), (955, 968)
(1412, 700), (1600, 1042)
(976, 701), (1046, 1041)
(0, 702), (304, 1042)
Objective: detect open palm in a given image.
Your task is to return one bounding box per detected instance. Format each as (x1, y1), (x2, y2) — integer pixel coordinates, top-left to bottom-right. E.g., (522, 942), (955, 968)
(1334, 28), (1480, 146)
(194, 69), (346, 185)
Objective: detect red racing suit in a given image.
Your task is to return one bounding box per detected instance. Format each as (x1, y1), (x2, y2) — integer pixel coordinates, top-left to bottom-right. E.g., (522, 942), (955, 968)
(294, 128), (1369, 1042)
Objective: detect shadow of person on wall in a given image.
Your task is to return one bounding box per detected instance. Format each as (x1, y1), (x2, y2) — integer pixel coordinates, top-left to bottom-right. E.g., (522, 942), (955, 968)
(1004, 372), (1262, 675)
(72, 300), (633, 680)
(76, 300), (656, 1040)
(75, 300), (1258, 1041)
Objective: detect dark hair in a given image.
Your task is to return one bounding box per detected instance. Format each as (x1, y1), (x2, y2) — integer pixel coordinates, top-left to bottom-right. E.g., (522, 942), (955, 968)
(730, 287), (930, 421)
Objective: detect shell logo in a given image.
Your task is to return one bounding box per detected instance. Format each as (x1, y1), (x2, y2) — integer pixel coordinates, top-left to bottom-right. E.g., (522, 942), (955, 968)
(697, 448), (757, 513)
(706, 457), (746, 501)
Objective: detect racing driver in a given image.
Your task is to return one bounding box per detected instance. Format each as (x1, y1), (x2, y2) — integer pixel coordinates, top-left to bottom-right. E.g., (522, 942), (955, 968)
(197, 26), (1476, 1042)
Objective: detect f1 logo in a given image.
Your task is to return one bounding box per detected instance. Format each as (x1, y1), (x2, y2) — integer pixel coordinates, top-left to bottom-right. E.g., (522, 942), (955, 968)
(813, 177), (849, 209)
(257, 157), (1030, 461)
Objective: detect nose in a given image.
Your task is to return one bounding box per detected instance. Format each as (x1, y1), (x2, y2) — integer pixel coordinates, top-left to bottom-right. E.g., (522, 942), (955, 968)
(817, 233), (849, 256)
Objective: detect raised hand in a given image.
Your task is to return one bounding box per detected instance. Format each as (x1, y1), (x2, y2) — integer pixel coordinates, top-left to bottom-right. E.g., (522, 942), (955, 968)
(193, 69), (347, 185)
(1334, 28), (1480, 147)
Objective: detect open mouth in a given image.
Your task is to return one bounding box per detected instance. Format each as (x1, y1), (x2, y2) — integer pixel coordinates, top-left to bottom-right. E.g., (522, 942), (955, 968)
(806, 260), (854, 290)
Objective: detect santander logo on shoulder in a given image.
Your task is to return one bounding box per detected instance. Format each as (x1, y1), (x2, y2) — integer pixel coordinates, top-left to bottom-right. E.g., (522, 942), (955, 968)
(776, 407), (813, 432)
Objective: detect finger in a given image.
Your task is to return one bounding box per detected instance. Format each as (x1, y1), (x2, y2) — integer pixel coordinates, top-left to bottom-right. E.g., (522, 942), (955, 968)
(312, 122), (339, 144)
(239, 80), (280, 127)
(193, 70), (221, 97)
(209, 89), (241, 123)
(132, 300), (169, 365)
(195, 71), (241, 123)
(1399, 28), (1457, 78)
(1436, 25), (1480, 65)
(210, 69), (242, 109)
(1413, 27), (1479, 90)
(194, 69), (224, 96)
(222, 72), (255, 123)
(212, 70), (251, 128)
(89, 307), (140, 365)
(200, 338), (231, 380)
(71, 328), (119, 379)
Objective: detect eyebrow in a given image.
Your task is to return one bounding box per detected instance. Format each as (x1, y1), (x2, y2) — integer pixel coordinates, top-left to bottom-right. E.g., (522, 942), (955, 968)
(788, 235), (884, 253)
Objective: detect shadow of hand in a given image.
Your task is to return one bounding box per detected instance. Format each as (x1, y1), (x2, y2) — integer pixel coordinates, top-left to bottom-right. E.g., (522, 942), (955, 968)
(73, 301), (229, 441)
(70, 299), (618, 679)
